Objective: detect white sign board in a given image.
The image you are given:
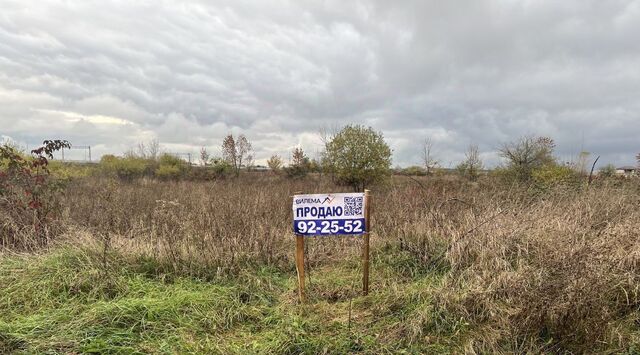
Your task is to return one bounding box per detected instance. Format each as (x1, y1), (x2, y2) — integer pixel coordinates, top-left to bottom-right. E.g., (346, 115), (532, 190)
(292, 193), (366, 236)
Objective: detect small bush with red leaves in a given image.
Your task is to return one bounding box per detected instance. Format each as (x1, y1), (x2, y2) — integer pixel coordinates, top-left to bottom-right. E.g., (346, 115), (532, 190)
(0, 140), (70, 249)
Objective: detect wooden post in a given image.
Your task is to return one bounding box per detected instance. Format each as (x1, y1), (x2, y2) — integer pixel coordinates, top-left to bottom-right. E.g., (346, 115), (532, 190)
(294, 191), (305, 303)
(362, 189), (371, 295)
(295, 234), (305, 303)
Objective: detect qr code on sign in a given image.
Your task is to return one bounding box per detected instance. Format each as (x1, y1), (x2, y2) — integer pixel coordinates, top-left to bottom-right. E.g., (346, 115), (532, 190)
(344, 196), (364, 216)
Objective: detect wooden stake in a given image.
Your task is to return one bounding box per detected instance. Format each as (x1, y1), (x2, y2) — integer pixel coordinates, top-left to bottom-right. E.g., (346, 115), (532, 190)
(362, 189), (371, 295)
(295, 234), (305, 303)
(294, 191), (305, 303)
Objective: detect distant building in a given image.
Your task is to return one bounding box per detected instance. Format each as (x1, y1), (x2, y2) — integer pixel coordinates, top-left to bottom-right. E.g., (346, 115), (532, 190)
(251, 165), (270, 171)
(615, 166), (637, 177)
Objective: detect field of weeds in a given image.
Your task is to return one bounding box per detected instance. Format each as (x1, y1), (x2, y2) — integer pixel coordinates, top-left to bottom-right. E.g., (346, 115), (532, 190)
(2, 175), (640, 353)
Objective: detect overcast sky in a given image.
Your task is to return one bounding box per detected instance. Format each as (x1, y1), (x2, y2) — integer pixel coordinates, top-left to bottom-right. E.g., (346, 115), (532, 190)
(1, 0), (639, 167)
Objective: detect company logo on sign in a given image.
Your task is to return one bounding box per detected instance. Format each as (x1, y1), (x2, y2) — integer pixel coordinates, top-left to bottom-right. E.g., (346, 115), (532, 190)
(322, 195), (335, 204)
(294, 195), (335, 205)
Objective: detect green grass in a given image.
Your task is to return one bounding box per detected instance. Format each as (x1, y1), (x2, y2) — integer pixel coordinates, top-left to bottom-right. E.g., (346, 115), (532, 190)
(0, 247), (459, 354)
(4, 246), (638, 353)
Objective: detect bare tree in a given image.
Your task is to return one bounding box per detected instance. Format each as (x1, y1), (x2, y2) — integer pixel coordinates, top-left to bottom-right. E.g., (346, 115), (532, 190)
(422, 138), (439, 175)
(244, 153), (255, 171)
(456, 144), (483, 181)
(147, 139), (160, 160)
(318, 126), (340, 155)
(221, 134), (253, 176)
(222, 135), (238, 174)
(124, 148), (137, 158)
(135, 138), (160, 160)
(318, 124), (339, 147)
(199, 147), (210, 166)
(499, 135), (556, 181)
(236, 134), (252, 169)
(136, 142), (147, 158)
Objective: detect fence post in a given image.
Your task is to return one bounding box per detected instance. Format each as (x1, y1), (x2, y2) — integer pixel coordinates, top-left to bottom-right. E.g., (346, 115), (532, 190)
(362, 189), (371, 295)
(294, 191), (305, 303)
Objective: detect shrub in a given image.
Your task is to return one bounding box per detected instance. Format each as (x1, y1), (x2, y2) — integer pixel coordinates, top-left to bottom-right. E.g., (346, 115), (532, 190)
(324, 125), (392, 191)
(48, 161), (94, 180)
(400, 166), (427, 176)
(0, 140), (69, 249)
(308, 158), (322, 173)
(210, 158), (233, 178)
(498, 135), (556, 182)
(155, 154), (188, 180)
(155, 164), (182, 179)
(456, 145), (483, 181)
(188, 167), (215, 181)
(100, 155), (154, 180)
(531, 164), (581, 189)
(187, 159), (233, 181)
(284, 148), (309, 179)
(158, 153), (186, 167)
(284, 165), (307, 179)
(267, 155), (283, 173)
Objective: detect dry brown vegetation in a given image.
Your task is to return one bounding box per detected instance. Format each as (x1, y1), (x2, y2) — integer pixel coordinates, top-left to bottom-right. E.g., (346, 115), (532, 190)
(3, 174), (640, 353)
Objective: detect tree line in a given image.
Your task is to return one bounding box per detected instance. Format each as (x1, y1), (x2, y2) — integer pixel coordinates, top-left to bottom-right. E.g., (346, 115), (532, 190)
(88, 127), (391, 190)
(3, 126), (638, 192)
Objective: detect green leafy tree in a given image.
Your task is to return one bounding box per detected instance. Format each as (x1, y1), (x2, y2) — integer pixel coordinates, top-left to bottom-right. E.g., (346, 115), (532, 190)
(324, 125), (392, 191)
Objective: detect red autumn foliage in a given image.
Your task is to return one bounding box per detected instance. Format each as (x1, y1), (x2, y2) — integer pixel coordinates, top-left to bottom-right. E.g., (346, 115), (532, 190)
(0, 140), (70, 249)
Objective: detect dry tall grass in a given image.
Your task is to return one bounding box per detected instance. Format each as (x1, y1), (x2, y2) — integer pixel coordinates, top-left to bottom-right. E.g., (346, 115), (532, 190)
(389, 180), (640, 352)
(7, 174), (640, 352)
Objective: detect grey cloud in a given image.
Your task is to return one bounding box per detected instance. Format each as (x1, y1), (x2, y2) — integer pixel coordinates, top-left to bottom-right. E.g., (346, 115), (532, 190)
(1, 0), (639, 167)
